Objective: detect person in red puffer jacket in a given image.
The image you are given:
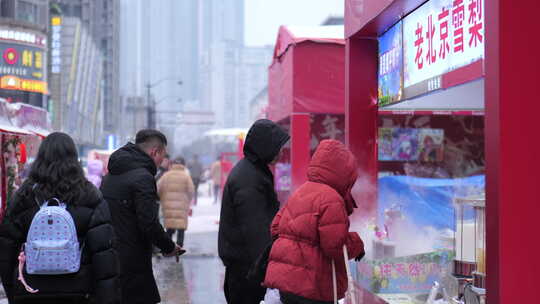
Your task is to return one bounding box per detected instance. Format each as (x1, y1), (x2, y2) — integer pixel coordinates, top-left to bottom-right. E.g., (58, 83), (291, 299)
(264, 139), (365, 304)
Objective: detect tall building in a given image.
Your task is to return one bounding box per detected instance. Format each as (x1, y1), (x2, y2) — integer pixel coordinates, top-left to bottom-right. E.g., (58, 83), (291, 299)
(53, 0), (119, 140)
(119, 0), (199, 153)
(198, 0), (246, 127)
(0, 0), (49, 107)
(237, 46), (272, 127)
(52, 16), (104, 146)
(198, 0), (272, 129)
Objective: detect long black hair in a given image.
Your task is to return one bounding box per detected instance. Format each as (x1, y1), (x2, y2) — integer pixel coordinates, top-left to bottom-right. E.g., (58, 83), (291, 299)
(21, 132), (90, 204)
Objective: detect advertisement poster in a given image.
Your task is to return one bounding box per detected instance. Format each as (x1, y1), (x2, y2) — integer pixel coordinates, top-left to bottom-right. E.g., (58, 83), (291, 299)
(378, 128), (394, 161)
(378, 21), (403, 106)
(275, 163), (291, 191)
(356, 251), (453, 295)
(379, 128), (445, 162)
(391, 128), (420, 161)
(418, 129), (444, 162)
(403, 0), (484, 88)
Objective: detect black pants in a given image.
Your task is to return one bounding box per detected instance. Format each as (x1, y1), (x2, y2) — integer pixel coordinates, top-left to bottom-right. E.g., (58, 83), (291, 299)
(223, 265), (266, 304)
(192, 178), (200, 205)
(213, 184), (220, 203)
(280, 292), (333, 304)
(166, 229), (185, 247)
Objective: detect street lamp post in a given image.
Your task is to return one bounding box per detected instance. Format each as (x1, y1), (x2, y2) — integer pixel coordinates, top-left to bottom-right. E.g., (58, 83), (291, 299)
(146, 78), (183, 129)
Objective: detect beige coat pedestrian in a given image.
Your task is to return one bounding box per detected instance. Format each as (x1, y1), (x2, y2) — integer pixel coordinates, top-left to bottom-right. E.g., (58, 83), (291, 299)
(210, 160), (222, 185)
(157, 164), (194, 230)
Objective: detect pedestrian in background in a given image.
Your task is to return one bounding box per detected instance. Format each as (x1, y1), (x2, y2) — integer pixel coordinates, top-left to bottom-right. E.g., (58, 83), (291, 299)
(86, 159), (104, 188)
(100, 129), (183, 304)
(210, 157), (222, 204)
(264, 140), (365, 304)
(157, 156), (194, 247)
(155, 154), (170, 181)
(218, 119), (289, 304)
(187, 154), (203, 205)
(0, 132), (120, 304)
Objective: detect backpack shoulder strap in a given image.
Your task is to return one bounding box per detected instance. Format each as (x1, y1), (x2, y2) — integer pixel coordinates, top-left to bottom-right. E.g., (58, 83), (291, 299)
(31, 184), (41, 208)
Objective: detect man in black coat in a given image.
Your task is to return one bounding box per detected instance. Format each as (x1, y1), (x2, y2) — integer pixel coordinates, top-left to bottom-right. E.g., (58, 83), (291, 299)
(218, 119), (289, 304)
(100, 129), (182, 304)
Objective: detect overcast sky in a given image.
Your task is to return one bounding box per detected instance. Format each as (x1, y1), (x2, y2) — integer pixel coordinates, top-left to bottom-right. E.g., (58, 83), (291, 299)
(244, 0), (344, 47)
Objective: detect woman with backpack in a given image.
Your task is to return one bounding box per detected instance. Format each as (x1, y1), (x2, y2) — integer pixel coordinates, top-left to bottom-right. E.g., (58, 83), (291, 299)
(0, 132), (121, 304)
(264, 140), (365, 304)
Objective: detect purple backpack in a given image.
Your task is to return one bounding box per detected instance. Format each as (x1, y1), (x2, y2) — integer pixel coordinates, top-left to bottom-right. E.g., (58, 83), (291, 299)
(24, 198), (81, 275)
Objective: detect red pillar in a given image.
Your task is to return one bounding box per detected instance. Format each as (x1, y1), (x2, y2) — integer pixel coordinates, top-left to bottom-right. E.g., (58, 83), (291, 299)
(485, 1), (540, 303)
(345, 37), (378, 218)
(290, 113), (311, 192)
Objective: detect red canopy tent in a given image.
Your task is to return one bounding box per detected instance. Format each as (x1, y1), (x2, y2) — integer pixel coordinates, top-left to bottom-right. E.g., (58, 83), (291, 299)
(268, 25), (346, 196)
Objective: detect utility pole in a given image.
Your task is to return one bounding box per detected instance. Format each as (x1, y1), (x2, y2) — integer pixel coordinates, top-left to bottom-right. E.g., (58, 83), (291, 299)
(146, 83), (153, 129)
(145, 79), (182, 129)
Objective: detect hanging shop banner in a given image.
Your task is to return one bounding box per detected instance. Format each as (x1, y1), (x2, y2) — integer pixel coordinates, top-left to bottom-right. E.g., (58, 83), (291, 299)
(403, 0), (484, 93)
(378, 21), (403, 106)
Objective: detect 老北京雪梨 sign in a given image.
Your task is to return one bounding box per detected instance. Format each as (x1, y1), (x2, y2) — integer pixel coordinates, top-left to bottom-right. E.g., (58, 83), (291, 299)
(403, 0), (484, 95)
(378, 0), (484, 106)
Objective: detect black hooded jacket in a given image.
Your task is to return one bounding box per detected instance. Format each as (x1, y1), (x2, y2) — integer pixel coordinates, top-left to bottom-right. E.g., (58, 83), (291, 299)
(218, 119), (290, 268)
(0, 183), (120, 304)
(100, 143), (174, 304)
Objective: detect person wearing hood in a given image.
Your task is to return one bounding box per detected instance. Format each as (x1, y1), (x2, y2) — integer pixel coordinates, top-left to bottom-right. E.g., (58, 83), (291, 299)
(218, 119), (290, 304)
(264, 140), (365, 304)
(100, 129), (183, 304)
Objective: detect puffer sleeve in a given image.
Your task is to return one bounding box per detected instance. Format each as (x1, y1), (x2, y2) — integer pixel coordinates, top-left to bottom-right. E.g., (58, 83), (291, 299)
(86, 198), (121, 304)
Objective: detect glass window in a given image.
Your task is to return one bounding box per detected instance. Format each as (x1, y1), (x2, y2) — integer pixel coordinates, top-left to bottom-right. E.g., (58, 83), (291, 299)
(17, 1), (37, 23)
(1, 0), (16, 18)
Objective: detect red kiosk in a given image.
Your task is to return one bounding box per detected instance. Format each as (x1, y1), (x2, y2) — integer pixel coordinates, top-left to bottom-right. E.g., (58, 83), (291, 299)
(268, 25), (346, 201)
(345, 0), (538, 303)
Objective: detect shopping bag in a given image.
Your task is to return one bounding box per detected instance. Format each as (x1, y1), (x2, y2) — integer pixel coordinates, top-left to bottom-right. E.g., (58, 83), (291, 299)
(333, 245), (361, 304)
(263, 288), (282, 304)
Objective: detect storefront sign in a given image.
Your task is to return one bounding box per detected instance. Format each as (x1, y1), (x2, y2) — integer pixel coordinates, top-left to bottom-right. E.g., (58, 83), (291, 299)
(403, 0), (484, 89)
(0, 42), (45, 81)
(378, 21), (403, 106)
(0, 76), (47, 94)
(0, 28), (47, 48)
(50, 17), (62, 74)
(357, 251), (453, 295)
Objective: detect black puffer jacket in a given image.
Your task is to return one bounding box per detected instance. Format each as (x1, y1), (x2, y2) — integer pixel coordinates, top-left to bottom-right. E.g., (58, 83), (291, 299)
(218, 119), (290, 269)
(100, 143), (175, 304)
(0, 183), (120, 304)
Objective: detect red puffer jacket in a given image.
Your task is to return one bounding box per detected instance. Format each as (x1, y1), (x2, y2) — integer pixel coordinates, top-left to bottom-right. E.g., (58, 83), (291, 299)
(264, 140), (365, 302)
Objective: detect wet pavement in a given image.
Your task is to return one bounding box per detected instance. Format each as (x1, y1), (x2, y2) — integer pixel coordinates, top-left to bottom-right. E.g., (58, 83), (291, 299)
(154, 231), (226, 304)
(155, 187), (226, 303)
